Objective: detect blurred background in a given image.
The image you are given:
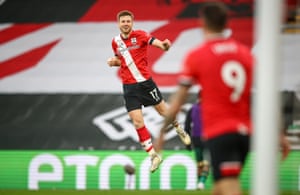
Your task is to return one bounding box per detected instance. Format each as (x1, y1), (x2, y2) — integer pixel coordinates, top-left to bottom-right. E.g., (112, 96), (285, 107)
(0, 0), (299, 192)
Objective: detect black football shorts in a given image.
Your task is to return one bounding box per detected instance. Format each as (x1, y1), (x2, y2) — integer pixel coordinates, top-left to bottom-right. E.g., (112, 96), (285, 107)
(205, 132), (250, 181)
(123, 78), (163, 112)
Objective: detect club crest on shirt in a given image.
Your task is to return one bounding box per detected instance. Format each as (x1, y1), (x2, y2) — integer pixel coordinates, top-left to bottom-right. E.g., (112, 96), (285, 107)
(131, 37), (137, 45)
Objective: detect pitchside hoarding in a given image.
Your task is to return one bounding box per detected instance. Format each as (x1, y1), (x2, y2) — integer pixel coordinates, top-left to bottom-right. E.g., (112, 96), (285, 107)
(0, 150), (298, 191)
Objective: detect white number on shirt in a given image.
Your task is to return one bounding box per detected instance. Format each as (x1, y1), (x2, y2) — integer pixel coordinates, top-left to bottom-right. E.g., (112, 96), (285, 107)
(221, 61), (246, 102)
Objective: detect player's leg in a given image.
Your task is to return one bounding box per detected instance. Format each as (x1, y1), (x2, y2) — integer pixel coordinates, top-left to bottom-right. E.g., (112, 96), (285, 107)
(128, 109), (162, 172)
(138, 79), (190, 148)
(154, 100), (191, 145)
(194, 141), (209, 190)
(198, 160), (209, 189)
(213, 177), (241, 195)
(128, 109), (153, 153)
(195, 159), (209, 189)
(124, 83), (162, 172)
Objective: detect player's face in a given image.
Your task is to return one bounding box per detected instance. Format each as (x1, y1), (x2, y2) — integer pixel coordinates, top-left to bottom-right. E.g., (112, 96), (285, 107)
(118, 15), (133, 36)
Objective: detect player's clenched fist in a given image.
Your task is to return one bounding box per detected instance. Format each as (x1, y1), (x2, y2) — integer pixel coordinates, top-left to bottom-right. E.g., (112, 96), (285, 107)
(107, 57), (121, 67)
(162, 39), (171, 51)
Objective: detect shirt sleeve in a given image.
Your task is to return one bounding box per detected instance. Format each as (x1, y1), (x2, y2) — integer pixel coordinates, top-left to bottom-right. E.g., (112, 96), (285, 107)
(140, 30), (153, 45)
(111, 38), (119, 57)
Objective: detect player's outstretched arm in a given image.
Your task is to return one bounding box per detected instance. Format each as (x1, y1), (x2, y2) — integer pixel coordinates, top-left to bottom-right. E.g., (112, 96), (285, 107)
(107, 57), (121, 67)
(152, 38), (171, 51)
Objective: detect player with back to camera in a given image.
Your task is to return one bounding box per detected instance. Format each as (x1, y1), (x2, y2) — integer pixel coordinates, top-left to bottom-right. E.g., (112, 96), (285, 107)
(107, 10), (191, 173)
(157, 1), (290, 195)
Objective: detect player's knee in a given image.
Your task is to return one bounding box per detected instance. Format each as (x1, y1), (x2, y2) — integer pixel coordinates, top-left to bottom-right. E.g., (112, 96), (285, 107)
(197, 161), (204, 168)
(203, 160), (209, 166)
(198, 160), (210, 170)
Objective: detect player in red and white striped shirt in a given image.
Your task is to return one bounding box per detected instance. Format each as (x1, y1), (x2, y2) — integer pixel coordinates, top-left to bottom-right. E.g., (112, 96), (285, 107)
(107, 10), (191, 173)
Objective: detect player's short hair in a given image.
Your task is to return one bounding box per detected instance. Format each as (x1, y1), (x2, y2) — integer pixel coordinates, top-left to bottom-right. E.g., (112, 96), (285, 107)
(200, 1), (228, 32)
(117, 10), (134, 21)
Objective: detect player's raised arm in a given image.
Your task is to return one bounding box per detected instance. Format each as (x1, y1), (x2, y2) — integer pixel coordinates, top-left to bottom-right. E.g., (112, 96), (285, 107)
(151, 38), (171, 51)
